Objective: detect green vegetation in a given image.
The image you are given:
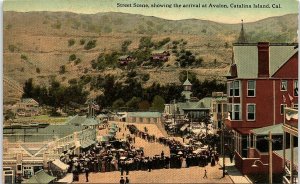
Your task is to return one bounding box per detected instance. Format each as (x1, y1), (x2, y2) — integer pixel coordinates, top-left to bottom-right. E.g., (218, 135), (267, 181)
(68, 39), (75, 46)
(121, 40), (132, 52)
(84, 40), (97, 50)
(8, 45), (17, 52)
(80, 39), (86, 45)
(21, 54), (28, 60)
(74, 58), (81, 65)
(150, 95), (165, 112)
(51, 20), (61, 29)
(69, 54), (77, 61)
(22, 79), (88, 111)
(59, 65), (66, 74)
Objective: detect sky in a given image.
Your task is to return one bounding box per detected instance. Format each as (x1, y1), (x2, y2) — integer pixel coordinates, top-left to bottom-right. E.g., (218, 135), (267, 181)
(3, 0), (299, 23)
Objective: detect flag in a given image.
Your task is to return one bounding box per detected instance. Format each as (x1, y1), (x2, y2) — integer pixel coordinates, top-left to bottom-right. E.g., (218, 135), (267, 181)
(288, 93), (294, 102)
(282, 95), (286, 103)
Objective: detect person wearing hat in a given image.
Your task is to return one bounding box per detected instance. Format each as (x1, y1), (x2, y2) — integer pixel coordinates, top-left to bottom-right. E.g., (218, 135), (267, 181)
(120, 177), (125, 184)
(125, 177), (130, 184)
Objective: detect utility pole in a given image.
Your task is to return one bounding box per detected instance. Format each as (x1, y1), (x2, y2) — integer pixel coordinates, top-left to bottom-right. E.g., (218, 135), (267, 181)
(267, 131), (273, 184)
(222, 121), (225, 177)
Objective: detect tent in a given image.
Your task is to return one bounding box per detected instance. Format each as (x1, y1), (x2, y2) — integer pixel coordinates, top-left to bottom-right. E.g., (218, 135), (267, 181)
(51, 159), (69, 172)
(22, 170), (56, 184)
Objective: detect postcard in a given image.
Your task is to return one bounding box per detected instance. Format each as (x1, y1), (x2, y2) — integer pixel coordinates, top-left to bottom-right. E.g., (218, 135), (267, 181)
(3, 0), (298, 183)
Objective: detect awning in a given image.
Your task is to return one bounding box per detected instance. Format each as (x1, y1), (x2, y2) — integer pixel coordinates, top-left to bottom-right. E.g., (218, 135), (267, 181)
(274, 147), (298, 166)
(22, 170), (56, 184)
(52, 159), (69, 172)
(180, 124), (189, 131)
(57, 173), (73, 183)
(80, 139), (95, 149)
(251, 123), (283, 136)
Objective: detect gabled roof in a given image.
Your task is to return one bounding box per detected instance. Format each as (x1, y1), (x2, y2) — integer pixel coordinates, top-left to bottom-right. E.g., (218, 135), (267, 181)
(177, 97), (212, 110)
(251, 123), (283, 135)
(21, 98), (38, 104)
(232, 43), (297, 78)
(66, 115), (100, 126)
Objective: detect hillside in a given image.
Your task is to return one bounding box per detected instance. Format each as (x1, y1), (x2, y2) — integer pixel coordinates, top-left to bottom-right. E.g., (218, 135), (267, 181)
(3, 11), (298, 104)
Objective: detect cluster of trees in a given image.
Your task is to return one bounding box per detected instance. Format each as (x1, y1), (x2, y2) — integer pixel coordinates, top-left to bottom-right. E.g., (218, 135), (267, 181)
(22, 78), (88, 110)
(22, 70), (226, 113)
(175, 49), (203, 67)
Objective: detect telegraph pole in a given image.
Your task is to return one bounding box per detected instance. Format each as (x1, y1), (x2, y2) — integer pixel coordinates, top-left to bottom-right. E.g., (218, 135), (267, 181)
(222, 121), (225, 177)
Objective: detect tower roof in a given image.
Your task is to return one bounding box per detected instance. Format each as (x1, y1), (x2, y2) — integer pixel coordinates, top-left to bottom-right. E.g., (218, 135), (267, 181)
(183, 78), (192, 86)
(237, 19), (248, 43)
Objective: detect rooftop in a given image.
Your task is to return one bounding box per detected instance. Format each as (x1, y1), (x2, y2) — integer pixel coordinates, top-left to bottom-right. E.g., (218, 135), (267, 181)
(127, 112), (161, 118)
(251, 123), (283, 136)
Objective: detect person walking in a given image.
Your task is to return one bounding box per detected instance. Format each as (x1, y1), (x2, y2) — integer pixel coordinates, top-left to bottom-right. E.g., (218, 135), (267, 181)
(203, 169), (208, 178)
(120, 177), (125, 184)
(125, 177), (130, 184)
(85, 168), (89, 182)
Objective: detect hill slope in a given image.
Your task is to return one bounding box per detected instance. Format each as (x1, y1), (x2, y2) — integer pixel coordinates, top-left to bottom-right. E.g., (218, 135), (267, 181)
(3, 11), (298, 104)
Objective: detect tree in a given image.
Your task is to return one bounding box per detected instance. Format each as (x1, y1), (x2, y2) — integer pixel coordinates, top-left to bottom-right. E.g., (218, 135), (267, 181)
(68, 39), (75, 46)
(138, 100), (150, 111)
(112, 98), (125, 110)
(126, 97), (141, 110)
(69, 54), (77, 61)
(84, 40), (97, 50)
(22, 78), (34, 98)
(121, 40), (132, 52)
(150, 95), (165, 112)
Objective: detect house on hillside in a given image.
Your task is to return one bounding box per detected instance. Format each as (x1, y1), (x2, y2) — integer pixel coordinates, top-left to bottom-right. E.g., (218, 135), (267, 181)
(225, 42), (298, 175)
(150, 51), (170, 62)
(15, 98), (40, 117)
(118, 55), (134, 65)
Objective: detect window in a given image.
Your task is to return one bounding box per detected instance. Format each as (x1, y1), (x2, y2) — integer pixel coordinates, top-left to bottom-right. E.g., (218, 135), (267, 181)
(281, 80), (287, 91)
(247, 104), (256, 121)
(228, 104), (241, 120)
(234, 81), (240, 96)
(293, 104), (298, 109)
(139, 117), (143, 122)
(247, 80), (256, 97)
(233, 104), (241, 120)
(228, 82), (234, 96)
(294, 80), (298, 96)
(218, 104), (222, 112)
(223, 104), (227, 113)
(280, 104), (287, 115)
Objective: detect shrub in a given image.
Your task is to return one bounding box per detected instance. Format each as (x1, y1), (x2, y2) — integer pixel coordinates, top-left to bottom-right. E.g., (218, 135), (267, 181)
(80, 39), (86, 45)
(8, 45), (16, 52)
(36, 68), (40, 73)
(69, 54), (76, 61)
(142, 74), (150, 82)
(59, 65), (66, 74)
(21, 54), (28, 60)
(68, 39), (75, 46)
(84, 40), (97, 50)
(74, 58), (81, 65)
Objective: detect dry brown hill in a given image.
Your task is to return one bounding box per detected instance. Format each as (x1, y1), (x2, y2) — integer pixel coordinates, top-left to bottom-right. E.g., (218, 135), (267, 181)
(3, 11), (298, 104)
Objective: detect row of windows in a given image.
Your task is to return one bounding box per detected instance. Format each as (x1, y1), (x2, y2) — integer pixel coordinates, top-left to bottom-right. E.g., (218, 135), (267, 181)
(132, 117), (157, 123)
(228, 103), (298, 121)
(228, 80), (298, 97)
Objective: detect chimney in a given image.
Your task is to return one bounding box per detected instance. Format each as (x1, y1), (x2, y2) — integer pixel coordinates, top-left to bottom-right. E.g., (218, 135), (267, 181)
(257, 42), (270, 77)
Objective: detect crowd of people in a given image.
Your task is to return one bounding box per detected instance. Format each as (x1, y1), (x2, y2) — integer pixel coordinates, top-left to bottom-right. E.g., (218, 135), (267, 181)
(57, 123), (219, 183)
